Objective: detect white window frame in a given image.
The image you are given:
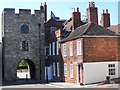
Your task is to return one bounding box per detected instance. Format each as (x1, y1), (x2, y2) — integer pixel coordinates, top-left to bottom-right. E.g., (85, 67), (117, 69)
(108, 64), (116, 76)
(53, 62), (56, 76)
(56, 41), (59, 55)
(49, 43), (51, 56)
(69, 42), (73, 56)
(44, 67), (47, 80)
(70, 64), (73, 78)
(64, 63), (67, 77)
(63, 44), (67, 57)
(77, 41), (82, 55)
(45, 46), (49, 56)
(52, 42), (55, 55)
(57, 62), (60, 77)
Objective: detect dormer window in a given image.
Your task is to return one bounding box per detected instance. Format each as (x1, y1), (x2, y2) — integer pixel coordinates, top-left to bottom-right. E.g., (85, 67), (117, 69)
(20, 24), (29, 34)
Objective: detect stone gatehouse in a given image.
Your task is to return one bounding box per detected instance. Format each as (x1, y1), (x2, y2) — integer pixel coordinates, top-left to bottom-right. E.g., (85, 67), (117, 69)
(1, 4), (46, 82)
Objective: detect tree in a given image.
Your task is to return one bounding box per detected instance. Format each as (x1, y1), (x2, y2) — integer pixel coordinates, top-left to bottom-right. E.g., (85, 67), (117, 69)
(17, 60), (28, 69)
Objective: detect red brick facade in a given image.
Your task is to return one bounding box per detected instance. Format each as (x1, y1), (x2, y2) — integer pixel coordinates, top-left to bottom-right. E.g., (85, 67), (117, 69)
(83, 37), (119, 62)
(61, 36), (119, 84)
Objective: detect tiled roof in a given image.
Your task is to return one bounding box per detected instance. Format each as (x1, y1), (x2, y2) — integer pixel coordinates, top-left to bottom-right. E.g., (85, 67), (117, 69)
(61, 22), (116, 42)
(107, 24), (120, 35)
(44, 18), (64, 27)
(63, 18), (86, 31)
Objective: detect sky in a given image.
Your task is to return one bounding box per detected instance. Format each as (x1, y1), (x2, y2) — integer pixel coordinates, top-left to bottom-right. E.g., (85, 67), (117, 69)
(0, 0), (119, 40)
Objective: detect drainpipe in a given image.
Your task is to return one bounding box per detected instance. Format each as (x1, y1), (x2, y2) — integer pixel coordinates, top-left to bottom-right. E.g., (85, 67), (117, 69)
(38, 23), (41, 80)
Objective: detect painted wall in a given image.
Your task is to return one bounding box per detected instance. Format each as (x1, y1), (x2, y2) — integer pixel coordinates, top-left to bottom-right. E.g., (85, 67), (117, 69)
(83, 61), (120, 84)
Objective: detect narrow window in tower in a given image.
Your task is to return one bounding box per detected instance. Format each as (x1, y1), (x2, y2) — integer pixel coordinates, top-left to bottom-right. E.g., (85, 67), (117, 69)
(22, 41), (28, 51)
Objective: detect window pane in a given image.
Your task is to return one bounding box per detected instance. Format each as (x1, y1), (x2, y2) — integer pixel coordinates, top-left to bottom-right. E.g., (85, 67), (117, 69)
(69, 42), (73, 56)
(57, 62), (60, 77)
(53, 62), (56, 76)
(50, 27), (56, 33)
(64, 63), (67, 77)
(49, 43), (51, 56)
(70, 64), (73, 78)
(63, 44), (67, 57)
(20, 24), (29, 33)
(77, 41), (82, 55)
(22, 41), (28, 51)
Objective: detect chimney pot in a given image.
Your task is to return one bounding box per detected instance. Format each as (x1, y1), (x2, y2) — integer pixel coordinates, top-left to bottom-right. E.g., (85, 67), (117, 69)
(44, 2), (46, 5)
(92, 2), (95, 7)
(77, 7), (79, 12)
(103, 10), (105, 14)
(106, 9), (108, 13)
(74, 8), (75, 12)
(89, 2), (90, 7)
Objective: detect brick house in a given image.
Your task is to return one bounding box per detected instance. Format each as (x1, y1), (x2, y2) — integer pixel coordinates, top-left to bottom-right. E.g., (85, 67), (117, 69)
(44, 13), (66, 81)
(60, 22), (120, 84)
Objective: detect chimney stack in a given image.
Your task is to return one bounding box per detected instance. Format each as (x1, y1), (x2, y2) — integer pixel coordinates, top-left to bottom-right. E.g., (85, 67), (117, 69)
(86, 2), (98, 24)
(44, 2), (47, 22)
(40, 3), (44, 11)
(72, 7), (81, 31)
(100, 9), (110, 27)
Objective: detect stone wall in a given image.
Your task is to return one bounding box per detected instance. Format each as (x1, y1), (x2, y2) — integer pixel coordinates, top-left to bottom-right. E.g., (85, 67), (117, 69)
(2, 8), (45, 82)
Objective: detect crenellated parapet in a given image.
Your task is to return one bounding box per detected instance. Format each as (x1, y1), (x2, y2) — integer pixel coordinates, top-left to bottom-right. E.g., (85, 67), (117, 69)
(3, 8), (44, 16)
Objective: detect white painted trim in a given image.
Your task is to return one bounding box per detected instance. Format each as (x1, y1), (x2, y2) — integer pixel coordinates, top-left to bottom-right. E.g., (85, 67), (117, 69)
(57, 62), (60, 77)
(52, 42), (55, 55)
(70, 64), (73, 78)
(49, 43), (51, 56)
(69, 42), (73, 56)
(56, 41), (59, 55)
(53, 62), (56, 76)
(76, 40), (82, 55)
(63, 44), (67, 57)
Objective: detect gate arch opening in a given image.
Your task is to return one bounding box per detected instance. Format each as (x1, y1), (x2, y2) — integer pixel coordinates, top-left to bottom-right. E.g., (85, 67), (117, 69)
(17, 59), (36, 80)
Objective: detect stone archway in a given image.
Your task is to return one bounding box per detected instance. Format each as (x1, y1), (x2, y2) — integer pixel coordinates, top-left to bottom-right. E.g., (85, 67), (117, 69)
(17, 59), (36, 80)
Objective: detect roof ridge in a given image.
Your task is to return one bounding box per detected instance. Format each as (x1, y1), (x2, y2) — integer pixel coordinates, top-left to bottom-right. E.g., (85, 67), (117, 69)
(80, 22), (93, 35)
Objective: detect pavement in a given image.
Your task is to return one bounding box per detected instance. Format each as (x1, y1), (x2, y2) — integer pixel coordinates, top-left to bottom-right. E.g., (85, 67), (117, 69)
(48, 82), (119, 88)
(0, 81), (119, 88)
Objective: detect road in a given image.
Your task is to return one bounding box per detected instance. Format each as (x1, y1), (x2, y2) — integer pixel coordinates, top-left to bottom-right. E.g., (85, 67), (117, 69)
(0, 83), (119, 89)
(1, 83), (62, 88)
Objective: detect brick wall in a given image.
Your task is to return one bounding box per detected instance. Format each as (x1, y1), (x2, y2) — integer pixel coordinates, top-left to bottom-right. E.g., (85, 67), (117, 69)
(83, 37), (119, 62)
(61, 38), (83, 83)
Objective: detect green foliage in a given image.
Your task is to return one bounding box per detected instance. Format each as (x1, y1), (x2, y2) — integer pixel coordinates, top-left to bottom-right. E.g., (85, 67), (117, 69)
(17, 60), (28, 69)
